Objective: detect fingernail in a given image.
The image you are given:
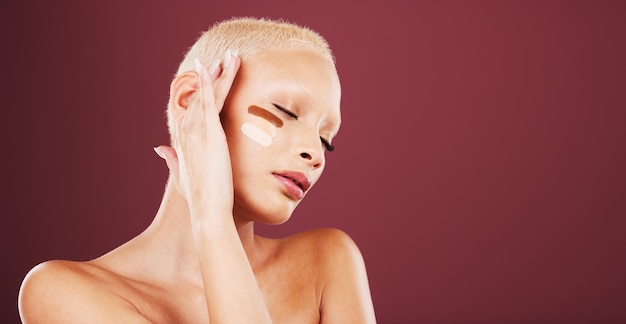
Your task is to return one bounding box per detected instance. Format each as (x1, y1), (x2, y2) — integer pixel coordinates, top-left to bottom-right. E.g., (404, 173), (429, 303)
(194, 58), (204, 74)
(208, 59), (220, 75)
(223, 49), (232, 68)
(232, 50), (239, 58)
(153, 147), (165, 159)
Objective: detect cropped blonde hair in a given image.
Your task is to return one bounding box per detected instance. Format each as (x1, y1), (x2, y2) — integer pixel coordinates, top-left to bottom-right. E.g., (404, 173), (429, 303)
(168, 17), (335, 138)
(176, 17), (334, 75)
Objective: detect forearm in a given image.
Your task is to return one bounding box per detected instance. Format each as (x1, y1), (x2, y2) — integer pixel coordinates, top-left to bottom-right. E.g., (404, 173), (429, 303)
(191, 208), (272, 323)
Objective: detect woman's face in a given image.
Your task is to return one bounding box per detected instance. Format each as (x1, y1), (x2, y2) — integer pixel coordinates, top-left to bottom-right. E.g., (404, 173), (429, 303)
(221, 49), (341, 225)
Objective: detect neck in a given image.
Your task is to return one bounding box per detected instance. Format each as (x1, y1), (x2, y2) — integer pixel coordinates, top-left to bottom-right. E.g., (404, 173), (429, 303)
(135, 179), (259, 285)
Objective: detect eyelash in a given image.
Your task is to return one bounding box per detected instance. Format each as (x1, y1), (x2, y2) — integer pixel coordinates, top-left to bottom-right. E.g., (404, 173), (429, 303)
(272, 103), (335, 152)
(273, 103), (298, 119)
(321, 137), (335, 152)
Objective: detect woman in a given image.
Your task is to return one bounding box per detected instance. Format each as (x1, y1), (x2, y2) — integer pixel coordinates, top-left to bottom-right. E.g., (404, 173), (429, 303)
(19, 17), (376, 323)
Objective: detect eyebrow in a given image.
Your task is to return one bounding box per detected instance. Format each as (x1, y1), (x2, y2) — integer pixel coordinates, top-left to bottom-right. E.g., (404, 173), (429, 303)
(272, 103), (298, 119)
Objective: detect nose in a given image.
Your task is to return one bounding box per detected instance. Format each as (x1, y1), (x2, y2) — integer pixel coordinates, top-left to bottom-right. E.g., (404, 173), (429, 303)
(296, 136), (324, 170)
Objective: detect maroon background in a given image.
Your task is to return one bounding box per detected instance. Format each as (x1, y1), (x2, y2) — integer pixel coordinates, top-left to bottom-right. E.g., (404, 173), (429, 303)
(2, 1), (625, 323)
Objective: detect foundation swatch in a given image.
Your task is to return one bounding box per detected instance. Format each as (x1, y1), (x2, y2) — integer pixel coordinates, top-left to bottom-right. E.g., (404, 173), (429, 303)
(248, 105), (283, 128)
(241, 123), (272, 147)
(240, 105), (283, 147)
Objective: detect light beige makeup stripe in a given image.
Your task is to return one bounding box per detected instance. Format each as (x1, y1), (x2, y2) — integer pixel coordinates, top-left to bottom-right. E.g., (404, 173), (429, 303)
(240, 105), (283, 147)
(241, 123), (272, 147)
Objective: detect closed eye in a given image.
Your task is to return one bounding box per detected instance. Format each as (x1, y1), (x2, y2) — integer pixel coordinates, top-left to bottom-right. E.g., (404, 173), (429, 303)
(272, 103), (334, 151)
(321, 137), (334, 152)
(272, 103), (298, 119)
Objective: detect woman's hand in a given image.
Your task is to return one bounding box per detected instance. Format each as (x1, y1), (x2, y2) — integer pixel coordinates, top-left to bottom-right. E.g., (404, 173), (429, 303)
(155, 50), (241, 221)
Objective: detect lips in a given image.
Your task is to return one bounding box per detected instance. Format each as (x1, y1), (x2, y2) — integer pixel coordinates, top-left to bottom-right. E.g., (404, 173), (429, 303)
(272, 171), (311, 199)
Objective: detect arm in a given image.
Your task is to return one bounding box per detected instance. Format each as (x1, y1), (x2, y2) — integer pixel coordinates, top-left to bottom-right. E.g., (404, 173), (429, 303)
(157, 52), (272, 323)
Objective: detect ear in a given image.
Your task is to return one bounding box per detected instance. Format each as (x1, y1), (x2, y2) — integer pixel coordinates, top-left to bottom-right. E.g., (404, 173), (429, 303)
(168, 71), (199, 130)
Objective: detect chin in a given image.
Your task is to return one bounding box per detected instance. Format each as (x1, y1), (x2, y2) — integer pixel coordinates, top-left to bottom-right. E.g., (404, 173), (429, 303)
(259, 215), (291, 226)
(256, 203), (297, 225)
(233, 196), (298, 225)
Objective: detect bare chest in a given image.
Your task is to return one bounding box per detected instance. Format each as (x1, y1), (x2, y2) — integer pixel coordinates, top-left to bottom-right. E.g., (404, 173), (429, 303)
(128, 272), (320, 323)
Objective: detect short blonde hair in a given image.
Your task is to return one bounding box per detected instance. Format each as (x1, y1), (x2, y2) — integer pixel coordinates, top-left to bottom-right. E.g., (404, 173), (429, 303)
(176, 17), (334, 75)
(168, 17), (335, 138)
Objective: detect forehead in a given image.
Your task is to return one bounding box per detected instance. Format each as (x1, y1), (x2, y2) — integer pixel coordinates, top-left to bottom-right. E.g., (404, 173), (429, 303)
(236, 49), (342, 124)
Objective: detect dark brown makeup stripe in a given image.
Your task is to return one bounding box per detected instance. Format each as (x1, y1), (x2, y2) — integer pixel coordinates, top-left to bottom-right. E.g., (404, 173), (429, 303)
(248, 105), (283, 128)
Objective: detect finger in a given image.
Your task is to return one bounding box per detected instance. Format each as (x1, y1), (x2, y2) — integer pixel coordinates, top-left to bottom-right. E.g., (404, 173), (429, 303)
(193, 58), (219, 115)
(154, 145), (180, 181)
(213, 50), (241, 112)
(179, 58), (216, 139)
(179, 90), (204, 134)
(207, 59), (222, 82)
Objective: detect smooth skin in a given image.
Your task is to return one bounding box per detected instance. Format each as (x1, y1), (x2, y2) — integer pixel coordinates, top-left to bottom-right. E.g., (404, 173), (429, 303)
(18, 49), (376, 323)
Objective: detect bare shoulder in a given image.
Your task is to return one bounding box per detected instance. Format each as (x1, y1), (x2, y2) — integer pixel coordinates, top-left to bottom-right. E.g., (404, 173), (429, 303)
(274, 228), (367, 277)
(278, 228), (377, 323)
(292, 228), (364, 273)
(19, 260), (149, 323)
